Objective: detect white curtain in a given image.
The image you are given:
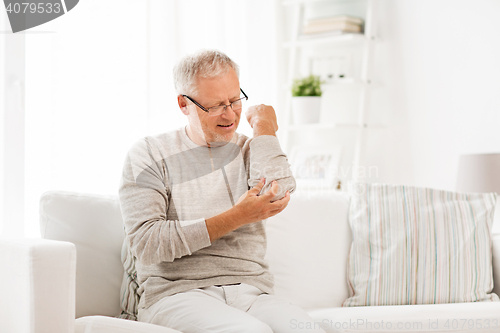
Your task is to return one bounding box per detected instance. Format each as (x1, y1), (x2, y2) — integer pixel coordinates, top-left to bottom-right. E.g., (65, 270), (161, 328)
(0, 0), (280, 238)
(1, 11), (25, 237)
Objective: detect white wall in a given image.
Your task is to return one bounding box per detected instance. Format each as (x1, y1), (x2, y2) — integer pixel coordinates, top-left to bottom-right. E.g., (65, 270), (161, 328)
(367, 0), (500, 191)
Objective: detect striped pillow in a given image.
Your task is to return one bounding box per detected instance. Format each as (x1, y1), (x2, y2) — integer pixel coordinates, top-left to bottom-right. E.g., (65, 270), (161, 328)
(343, 182), (499, 307)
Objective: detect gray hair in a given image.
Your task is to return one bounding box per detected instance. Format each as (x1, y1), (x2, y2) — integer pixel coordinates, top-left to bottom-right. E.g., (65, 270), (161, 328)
(173, 49), (240, 97)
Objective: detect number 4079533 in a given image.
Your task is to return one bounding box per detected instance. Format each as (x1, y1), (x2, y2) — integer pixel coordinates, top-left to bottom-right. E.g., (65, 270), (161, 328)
(5, 2), (62, 14)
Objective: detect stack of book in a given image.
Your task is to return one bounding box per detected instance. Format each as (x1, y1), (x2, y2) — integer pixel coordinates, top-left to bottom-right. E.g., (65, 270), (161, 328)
(302, 15), (363, 36)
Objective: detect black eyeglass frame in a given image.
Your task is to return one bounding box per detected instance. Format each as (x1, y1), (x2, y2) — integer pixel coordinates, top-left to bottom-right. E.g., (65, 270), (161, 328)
(182, 88), (248, 115)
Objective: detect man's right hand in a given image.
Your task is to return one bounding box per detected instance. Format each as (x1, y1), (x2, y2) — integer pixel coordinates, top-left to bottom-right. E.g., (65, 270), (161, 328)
(205, 178), (290, 242)
(234, 178), (290, 224)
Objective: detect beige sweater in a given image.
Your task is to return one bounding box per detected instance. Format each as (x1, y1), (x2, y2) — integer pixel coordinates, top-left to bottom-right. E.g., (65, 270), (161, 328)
(118, 127), (295, 309)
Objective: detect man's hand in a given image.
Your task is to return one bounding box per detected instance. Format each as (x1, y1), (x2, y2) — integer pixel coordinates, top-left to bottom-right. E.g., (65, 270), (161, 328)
(234, 178), (290, 224)
(246, 104), (278, 137)
(205, 178), (290, 242)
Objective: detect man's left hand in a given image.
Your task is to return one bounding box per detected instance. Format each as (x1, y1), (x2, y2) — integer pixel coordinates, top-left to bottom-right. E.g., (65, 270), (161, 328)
(246, 104), (278, 137)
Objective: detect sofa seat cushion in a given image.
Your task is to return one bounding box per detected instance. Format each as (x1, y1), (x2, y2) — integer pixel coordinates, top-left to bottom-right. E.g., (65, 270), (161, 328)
(76, 316), (182, 333)
(307, 302), (500, 333)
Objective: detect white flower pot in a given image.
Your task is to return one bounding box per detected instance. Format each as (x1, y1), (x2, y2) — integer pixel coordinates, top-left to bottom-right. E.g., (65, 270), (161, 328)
(291, 96), (321, 124)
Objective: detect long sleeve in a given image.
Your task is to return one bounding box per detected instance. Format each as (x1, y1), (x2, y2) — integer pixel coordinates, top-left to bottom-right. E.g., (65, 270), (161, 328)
(118, 138), (211, 266)
(244, 135), (296, 201)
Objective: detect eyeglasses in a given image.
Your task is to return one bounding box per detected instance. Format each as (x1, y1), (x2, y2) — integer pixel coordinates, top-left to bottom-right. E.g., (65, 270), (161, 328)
(182, 88), (248, 116)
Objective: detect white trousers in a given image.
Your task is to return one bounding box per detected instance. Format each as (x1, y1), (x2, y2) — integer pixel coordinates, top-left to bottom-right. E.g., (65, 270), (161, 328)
(137, 283), (327, 333)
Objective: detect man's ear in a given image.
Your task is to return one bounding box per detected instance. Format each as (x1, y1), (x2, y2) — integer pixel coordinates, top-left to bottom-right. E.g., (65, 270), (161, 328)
(177, 95), (189, 115)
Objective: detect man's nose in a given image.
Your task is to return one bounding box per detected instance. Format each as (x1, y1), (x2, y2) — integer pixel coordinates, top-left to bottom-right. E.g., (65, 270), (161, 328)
(221, 104), (236, 118)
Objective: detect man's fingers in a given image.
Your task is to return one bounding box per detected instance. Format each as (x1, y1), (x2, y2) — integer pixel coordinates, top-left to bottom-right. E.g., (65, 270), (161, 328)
(269, 191), (290, 211)
(250, 177), (266, 195)
(264, 180), (279, 198)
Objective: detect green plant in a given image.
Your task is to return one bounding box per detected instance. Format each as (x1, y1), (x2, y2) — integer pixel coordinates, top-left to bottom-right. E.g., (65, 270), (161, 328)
(291, 75), (323, 97)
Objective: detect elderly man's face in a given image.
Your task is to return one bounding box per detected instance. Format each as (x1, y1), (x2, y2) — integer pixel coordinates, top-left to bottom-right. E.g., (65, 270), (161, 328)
(184, 68), (241, 145)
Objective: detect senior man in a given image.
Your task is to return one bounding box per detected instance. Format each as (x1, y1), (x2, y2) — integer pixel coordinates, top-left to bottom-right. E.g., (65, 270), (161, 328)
(118, 50), (326, 333)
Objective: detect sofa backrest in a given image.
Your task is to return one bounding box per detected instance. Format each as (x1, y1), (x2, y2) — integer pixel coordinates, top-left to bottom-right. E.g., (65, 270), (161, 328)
(265, 189), (352, 309)
(39, 189), (353, 318)
(40, 191), (124, 319)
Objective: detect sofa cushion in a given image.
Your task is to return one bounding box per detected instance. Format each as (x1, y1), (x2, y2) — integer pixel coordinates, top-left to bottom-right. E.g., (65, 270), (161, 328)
(76, 316), (182, 333)
(344, 182), (499, 307)
(265, 189), (351, 309)
(40, 191), (125, 318)
(307, 301), (500, 333)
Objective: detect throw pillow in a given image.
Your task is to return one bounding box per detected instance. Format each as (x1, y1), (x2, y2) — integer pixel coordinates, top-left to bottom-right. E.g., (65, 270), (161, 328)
(116, 235), (139, 320)
(344, 182), (499, 307)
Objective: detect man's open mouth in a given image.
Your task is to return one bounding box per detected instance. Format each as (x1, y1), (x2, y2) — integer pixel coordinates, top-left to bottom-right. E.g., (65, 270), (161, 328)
(218, 123), (233, 128)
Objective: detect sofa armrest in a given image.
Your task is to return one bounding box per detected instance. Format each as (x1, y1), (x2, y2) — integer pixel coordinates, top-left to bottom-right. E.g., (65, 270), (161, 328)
(492, 233), (500, 296)
(0, 238), (76, 333)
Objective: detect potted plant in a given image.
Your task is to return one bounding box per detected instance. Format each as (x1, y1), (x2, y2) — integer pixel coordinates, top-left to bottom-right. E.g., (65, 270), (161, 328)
(291, 75), (323, 124)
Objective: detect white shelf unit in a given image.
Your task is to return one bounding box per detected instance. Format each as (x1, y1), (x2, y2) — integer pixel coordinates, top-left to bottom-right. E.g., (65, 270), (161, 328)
(280, 0), (378, 183)
(284, 31), (369, 48)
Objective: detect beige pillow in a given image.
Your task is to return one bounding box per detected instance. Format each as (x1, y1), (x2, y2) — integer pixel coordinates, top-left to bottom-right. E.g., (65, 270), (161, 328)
(117, 237), (139, 321)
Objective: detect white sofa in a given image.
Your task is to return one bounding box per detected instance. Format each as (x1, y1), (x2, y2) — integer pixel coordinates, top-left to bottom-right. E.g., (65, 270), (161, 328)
(1, 190), (500, 333)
